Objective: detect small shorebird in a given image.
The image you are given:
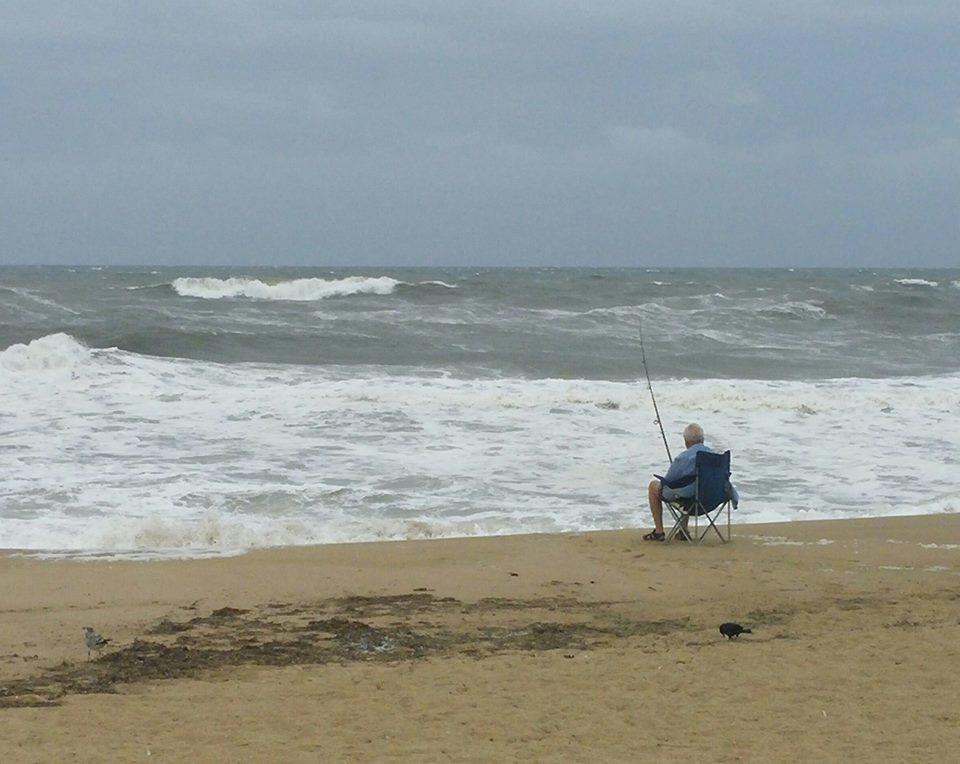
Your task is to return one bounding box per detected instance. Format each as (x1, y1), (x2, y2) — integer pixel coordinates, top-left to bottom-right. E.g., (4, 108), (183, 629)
(83, 626), (110, 659)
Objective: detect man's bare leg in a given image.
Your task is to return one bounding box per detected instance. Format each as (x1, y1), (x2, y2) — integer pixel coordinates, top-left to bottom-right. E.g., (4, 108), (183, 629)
(649, 479), (691, 539)
(648, 479), (664, 534)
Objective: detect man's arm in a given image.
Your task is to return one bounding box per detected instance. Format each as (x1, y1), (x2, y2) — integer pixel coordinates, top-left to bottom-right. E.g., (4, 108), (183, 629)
(662, 452), (686, 485)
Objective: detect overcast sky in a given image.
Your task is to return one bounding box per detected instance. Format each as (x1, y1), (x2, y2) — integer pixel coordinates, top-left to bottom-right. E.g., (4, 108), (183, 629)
(2, 2), (959, 267)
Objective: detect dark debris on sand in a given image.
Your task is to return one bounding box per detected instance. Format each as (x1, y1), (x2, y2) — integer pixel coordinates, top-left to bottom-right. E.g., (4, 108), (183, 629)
(0, 593), (692, 709)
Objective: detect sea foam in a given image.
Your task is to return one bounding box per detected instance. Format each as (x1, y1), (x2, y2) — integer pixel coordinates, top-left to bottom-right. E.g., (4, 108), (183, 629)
(2, 340), (958, 557)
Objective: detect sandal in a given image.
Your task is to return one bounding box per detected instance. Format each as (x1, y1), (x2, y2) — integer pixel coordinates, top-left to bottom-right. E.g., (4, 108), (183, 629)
(642, 530), (665, 542)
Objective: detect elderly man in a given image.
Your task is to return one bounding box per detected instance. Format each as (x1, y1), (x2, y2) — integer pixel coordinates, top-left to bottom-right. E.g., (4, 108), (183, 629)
(643, 423), (736, 541)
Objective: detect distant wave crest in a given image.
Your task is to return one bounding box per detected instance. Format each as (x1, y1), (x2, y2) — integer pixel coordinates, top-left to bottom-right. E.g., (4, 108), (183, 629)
(419, 280), (459, 289)
(755, 301), (828, 319)
(172, 276), (403, 301)
(895, 278), (939, 287)
(586, 298), (829, 321)
(169, 276), (458, 301)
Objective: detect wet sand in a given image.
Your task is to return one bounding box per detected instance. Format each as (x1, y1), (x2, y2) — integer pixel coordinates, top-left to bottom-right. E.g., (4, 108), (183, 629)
(2, 514), (959, 762)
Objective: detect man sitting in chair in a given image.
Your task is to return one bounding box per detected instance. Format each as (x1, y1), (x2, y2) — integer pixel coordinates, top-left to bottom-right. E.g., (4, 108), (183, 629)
(643, 423), (738, 542)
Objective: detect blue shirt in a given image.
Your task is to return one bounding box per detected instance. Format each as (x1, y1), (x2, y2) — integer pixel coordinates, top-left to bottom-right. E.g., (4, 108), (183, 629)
(662, 443), (710, 496)
(658, 443), (739, 506)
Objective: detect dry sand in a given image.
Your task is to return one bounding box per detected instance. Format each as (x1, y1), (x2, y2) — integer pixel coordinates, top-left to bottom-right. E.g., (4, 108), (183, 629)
(2, 514), (959, 762)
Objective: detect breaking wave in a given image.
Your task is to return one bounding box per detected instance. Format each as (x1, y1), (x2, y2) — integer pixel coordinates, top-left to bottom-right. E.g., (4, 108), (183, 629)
(169, 276), (458, 301)
(0, 514), (518, 559)
(172, 276), (401, 300)
(895, 278), (939, 287)
(0, 332), (92, 374)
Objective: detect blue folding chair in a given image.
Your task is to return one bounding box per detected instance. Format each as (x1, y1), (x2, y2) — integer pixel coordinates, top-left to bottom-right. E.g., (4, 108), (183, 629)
(663, 450), (734, 544)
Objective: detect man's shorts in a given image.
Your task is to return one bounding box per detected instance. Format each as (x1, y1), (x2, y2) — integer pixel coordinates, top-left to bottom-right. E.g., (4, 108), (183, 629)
(660, 483), (686, 502)
(661, 480), (739, 509)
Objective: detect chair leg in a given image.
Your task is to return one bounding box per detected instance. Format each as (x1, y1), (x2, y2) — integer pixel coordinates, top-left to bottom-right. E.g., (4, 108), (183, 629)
(694, 518), (718, 544)
(709, 518), (726, 542)
(663, 502), (692, 543)
(666, 502), (731, 544)
(666, 516), (692, 542)
(699, 504), (730, 544)
(664, 504), (679, 542)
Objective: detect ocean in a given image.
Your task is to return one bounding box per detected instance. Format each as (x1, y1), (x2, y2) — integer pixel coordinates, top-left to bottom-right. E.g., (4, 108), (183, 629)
(2, 266), (958, 557)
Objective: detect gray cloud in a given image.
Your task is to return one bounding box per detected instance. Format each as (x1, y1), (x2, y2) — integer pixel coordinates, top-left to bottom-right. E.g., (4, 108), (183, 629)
(2, 2), (958, 266)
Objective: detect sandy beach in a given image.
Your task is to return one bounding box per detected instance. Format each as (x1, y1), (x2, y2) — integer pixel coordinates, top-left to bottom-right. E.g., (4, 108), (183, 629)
(2, 514), (959, 762)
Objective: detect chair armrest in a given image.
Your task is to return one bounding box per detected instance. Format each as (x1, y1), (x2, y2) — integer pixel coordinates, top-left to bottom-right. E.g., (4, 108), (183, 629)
(656, 474), (696, 490)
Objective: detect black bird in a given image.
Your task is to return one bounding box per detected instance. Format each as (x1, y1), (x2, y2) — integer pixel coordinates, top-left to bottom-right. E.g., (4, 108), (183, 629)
(719, 622), (751, 640)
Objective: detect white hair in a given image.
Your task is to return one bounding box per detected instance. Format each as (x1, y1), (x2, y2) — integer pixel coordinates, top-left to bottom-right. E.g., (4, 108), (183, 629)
(683, 423), (704, 446)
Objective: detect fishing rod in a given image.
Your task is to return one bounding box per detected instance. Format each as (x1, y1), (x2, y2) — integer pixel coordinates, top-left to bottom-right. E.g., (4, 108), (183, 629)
(638, 317), (673, 463)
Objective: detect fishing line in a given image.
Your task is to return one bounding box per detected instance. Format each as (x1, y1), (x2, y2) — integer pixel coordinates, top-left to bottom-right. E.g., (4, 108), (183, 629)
(638, 317), (673, 463)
